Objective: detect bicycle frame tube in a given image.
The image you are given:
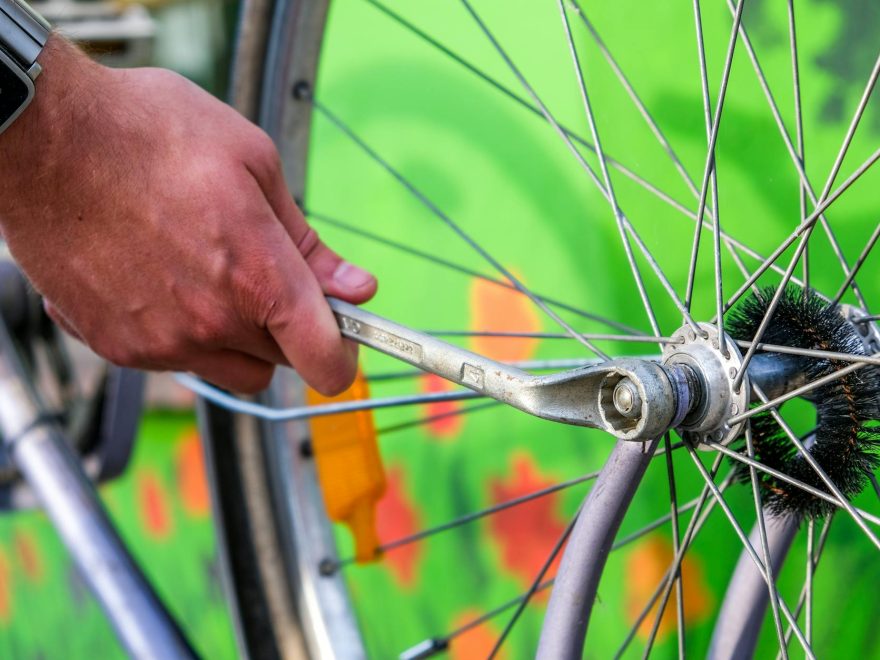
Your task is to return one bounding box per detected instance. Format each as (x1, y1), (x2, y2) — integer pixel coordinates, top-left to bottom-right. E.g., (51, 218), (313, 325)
(0, 321), (195, 659)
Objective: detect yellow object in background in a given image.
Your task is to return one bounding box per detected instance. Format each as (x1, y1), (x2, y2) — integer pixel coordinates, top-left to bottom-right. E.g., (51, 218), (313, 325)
(306, 370), (386, 563)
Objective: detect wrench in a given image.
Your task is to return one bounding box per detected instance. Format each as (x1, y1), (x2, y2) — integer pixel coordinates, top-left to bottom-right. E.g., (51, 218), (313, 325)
(328, 297), (681, 441)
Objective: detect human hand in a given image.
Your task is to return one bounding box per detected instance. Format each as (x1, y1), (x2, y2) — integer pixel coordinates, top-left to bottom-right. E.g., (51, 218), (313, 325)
(0, 36), (376, 395)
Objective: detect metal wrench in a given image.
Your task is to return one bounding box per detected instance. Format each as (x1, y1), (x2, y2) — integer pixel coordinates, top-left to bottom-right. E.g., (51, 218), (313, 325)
(328, 297), (681, 441)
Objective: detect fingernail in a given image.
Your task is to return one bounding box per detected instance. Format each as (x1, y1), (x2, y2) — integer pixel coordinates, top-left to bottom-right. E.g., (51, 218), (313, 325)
(333, 261), (374, 290)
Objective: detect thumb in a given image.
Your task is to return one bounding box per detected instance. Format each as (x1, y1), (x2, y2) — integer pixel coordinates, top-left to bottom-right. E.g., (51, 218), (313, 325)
(246, 145), (377, 304)
(265, 242), (360, 396)
(296, 226), (377, 304)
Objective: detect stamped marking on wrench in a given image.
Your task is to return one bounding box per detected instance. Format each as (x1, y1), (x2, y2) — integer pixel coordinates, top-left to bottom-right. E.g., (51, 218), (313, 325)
(461, 363), (485, 389)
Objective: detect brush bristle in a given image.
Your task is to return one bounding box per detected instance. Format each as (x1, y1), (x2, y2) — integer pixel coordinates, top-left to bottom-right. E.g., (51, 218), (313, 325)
(725, 286), (880, 518)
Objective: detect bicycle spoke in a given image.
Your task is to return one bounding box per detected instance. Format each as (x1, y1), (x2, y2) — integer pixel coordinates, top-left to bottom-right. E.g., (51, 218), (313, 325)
(732, 227), (823, 391)
(569, 0), (699, 199)
(630, 452), (726, 659)
(732, 341), (880, 367)
(309, 97), (612, 359)
(722, 0), (880, 311)
(570, 0), (810, 301)
(401, 471), (711, 660)
(315, 206), (812, 323)
(721, 145), (880, 316)
(787, 0), (808, 290)
(729, 352), (880, 424)
(360, 0), (709, 235)
(744, 422), (787, 657)
(684, 0), (745, 315)
(362, 0), (811, 303)
(402, 448), (702, 660)
(691, 0), (726, 347)
(307, 211), (646, 336)
(376, 400), (499, 436)
(488, 508), (581, 659)
(328, 470), (601, 573)
(805, 518), (814, 646)
(751, 382), (880, 550)
(612, 471), (735, 552)
(727, 240), (764, 299)
(704, 440), (880, 527)
(685, 442), (814, 658)
(663, 434), (686, 659)
(778, 517), (833, 655)
(831, 222), (880, 304)
(558, 0), (663, 338)
(640, 186), (813, 295)
(732, 42), (880, 387)
(614, 466), (728, 658)
(425, 330), (679, 343)
(870, 472), (880, 502)
(335, 440), (689, 572)
(400, 579), (558, 659)
(461, 0), (687, 339)
(461, 0), (708, 338)
(351, 3), (825, 304)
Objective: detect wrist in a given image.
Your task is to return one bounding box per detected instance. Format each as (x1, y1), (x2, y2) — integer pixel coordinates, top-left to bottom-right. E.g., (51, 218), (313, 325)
(0, 34), (108, 197)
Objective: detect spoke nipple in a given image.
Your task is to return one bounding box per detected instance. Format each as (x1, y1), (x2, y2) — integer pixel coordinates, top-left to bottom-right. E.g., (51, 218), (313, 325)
(613, 379), (642, 419)
(292, 80), (313, 101)
(318, 557), (338, 576)
(400, 638), (448, 660)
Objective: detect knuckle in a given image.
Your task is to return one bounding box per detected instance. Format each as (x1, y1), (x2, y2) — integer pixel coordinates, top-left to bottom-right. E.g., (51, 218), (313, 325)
(248, 129), (281, 169)
(141, 332), (187, 367)
(188, 314), (227, 347)
(233, 265), (285, 328)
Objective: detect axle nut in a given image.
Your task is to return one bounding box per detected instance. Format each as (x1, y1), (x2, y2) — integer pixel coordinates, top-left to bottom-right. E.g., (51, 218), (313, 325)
(612, 379), (642, 418)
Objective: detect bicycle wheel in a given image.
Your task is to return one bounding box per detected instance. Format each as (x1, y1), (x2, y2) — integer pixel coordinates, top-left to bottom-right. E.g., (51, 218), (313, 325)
(199, 1), (880, 657)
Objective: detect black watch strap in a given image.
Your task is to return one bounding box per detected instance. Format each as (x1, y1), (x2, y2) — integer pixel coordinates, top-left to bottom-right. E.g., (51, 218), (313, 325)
(0, 0), (51, 80)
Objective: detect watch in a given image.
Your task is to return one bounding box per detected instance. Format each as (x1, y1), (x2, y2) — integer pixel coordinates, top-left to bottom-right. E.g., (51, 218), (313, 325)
(0, 0), (50, 135)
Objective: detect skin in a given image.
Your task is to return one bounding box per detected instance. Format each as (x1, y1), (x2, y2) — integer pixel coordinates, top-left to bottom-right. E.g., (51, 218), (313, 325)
(0, 35), (377, 395)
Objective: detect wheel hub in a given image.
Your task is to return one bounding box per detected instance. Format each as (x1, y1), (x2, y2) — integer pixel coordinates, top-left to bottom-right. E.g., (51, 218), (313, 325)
(662, 323), (749, 447)
(841, 304), (880, 354)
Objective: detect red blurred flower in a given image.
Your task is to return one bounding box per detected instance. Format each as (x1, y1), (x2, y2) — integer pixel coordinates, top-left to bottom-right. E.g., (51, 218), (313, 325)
(176, 429), (211, 517)
(488, 453), (567, 590)
(13, 531), (43, 582)
(138, 470), (173, 540)
(376, 465), (421, 588)
(420, 374), (464, 439)
(449, 609), (508, 660)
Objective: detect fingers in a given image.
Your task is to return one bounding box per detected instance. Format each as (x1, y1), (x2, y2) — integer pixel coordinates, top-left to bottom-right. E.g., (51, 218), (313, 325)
(263, 240), (360, 396)
(43, 299), (83, 341)
(296, 227), (378, 303)
(225, 327), (289, 367)
(186, 349), (275, 394)
(249, 148), (377, 304)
